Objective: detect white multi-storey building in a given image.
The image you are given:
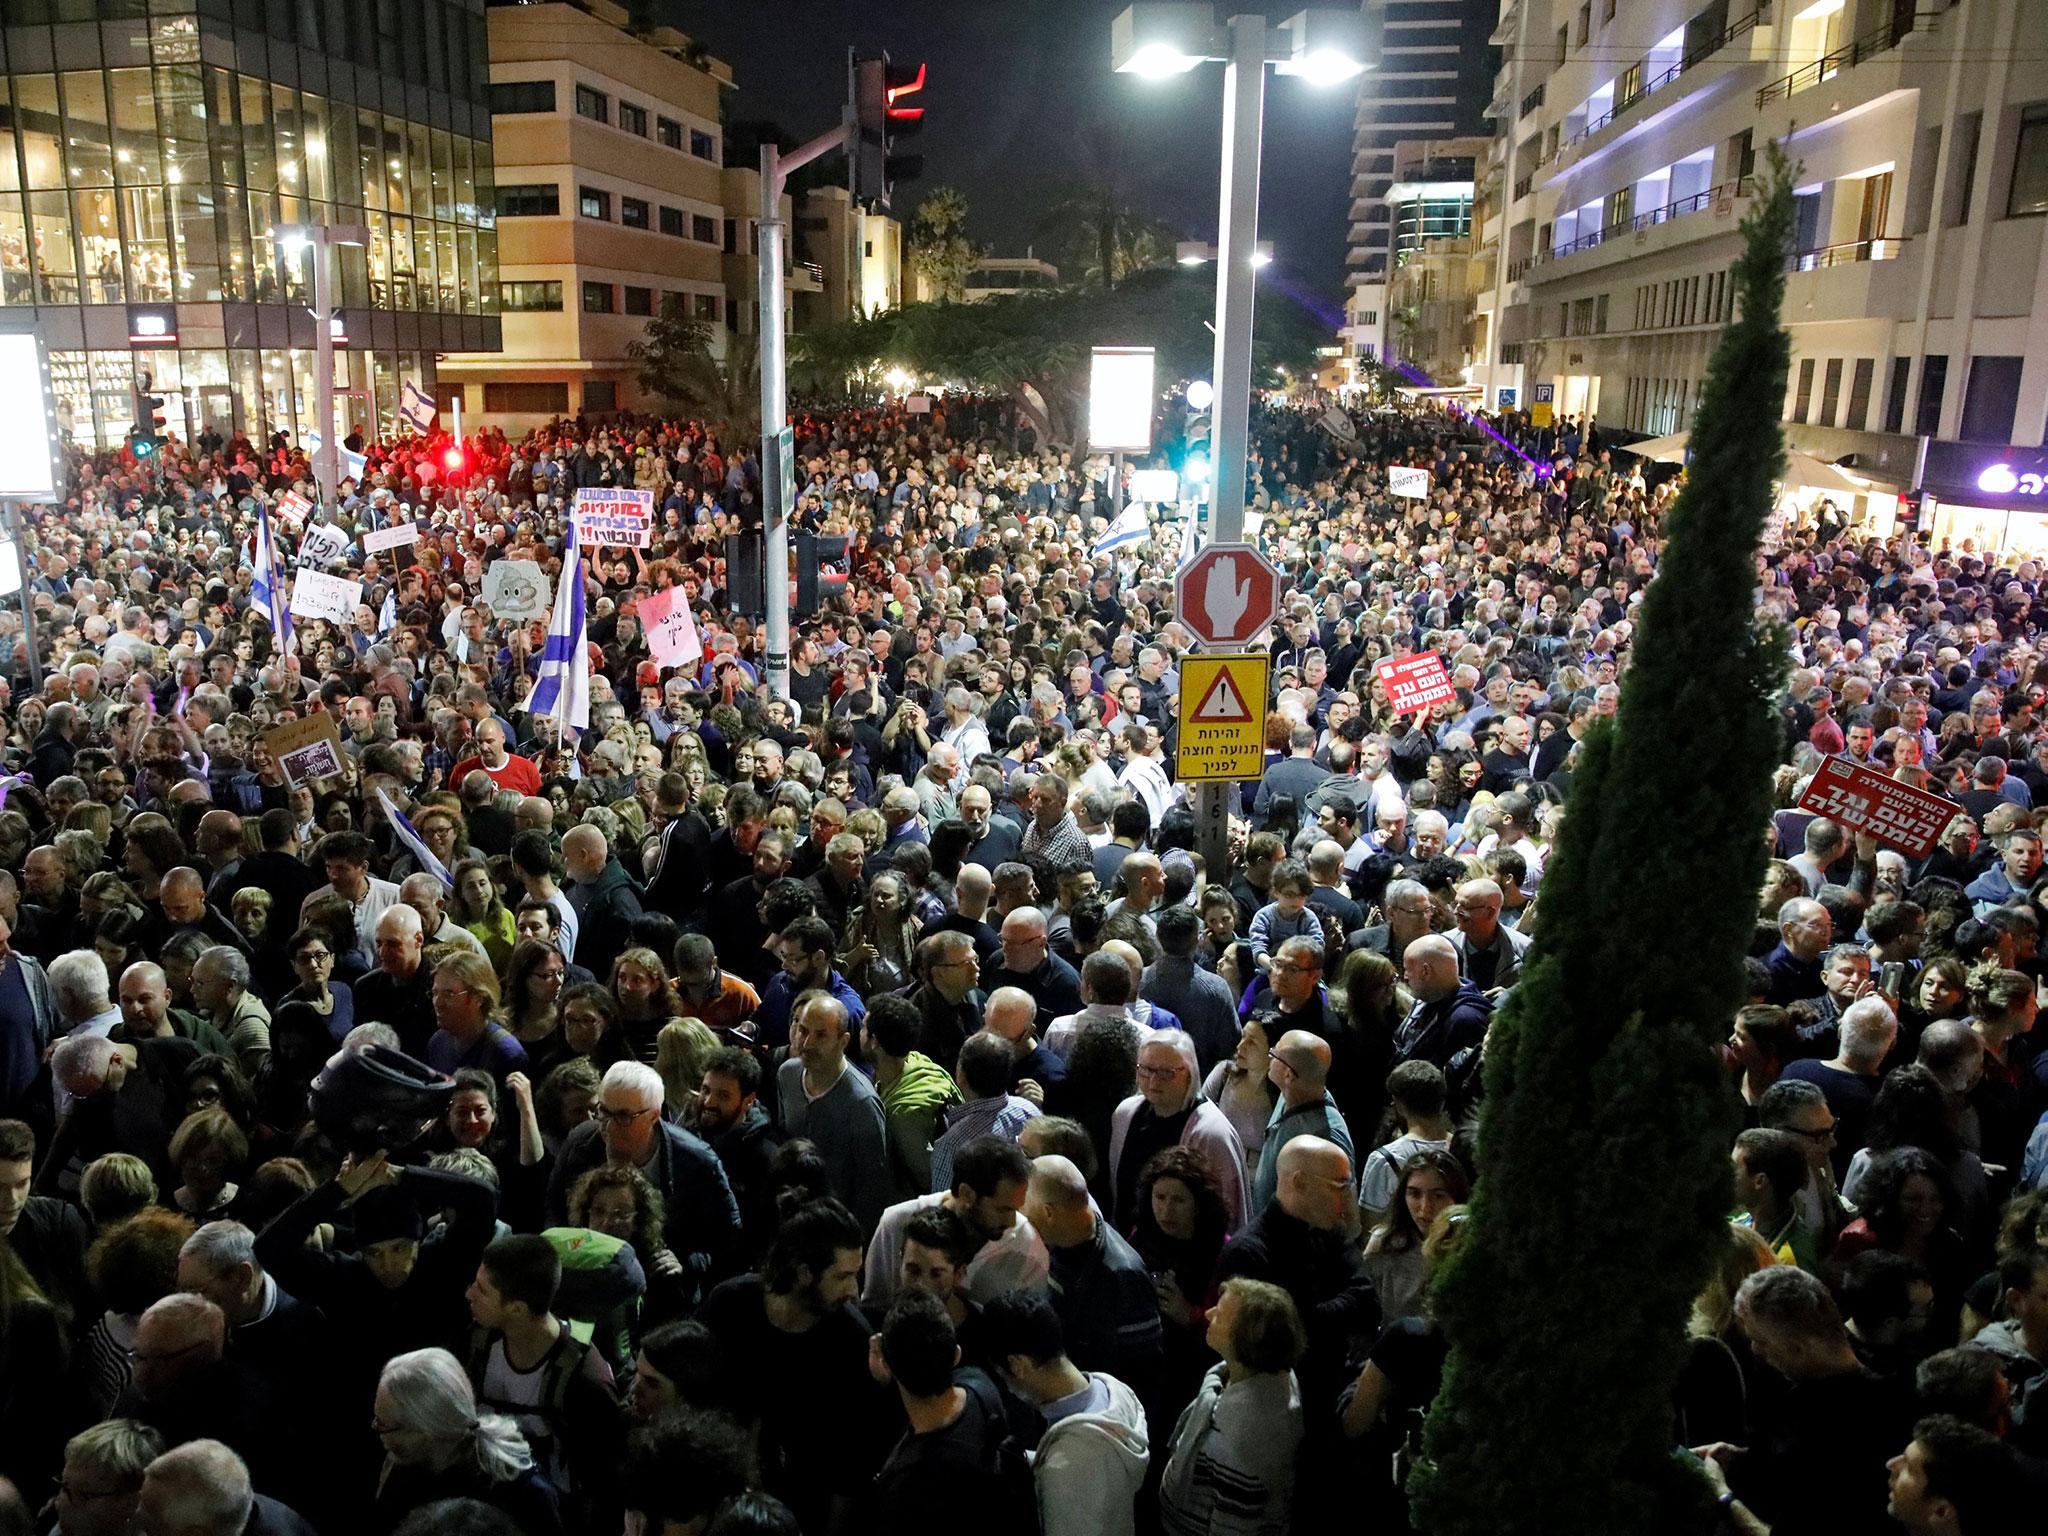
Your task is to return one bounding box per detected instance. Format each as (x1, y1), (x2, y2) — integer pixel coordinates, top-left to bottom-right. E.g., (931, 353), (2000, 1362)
(1473, 0), (2048, 549)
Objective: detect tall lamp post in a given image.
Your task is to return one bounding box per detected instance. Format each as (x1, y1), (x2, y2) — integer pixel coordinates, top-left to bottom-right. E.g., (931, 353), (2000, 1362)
(1113, 5), (1375, 875)
(276, 222), (369, 506)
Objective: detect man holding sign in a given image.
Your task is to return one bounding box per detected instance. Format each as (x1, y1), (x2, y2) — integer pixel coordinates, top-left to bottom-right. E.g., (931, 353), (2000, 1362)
(1376, 653), (1456, 716)
(572, 487), (654, 548)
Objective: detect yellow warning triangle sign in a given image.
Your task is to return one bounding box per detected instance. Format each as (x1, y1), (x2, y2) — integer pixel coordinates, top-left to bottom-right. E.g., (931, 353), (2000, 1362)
(1191, 667), (1254, 723)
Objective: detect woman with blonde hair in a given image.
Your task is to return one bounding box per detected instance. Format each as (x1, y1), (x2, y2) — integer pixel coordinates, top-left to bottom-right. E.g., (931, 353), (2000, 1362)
(654, 1018), (718, 1125)
(372, 1346), (562, 1534)
(1676, 1221), (1780, 1446)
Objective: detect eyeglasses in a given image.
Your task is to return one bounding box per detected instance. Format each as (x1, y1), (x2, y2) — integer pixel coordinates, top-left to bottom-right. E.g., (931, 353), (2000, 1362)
(1135, 1063), (1186, 1081)
(430, 985), (475, 1003)
(1788, 1124), (1837, 1142)
(58, 1477), (134, 1503)
(593, 1105), (656, 1126)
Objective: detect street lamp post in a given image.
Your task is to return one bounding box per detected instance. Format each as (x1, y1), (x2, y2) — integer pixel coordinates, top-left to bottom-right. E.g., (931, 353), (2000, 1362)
(276, 222), (368, 506)
(1113, 4), (1375, 875)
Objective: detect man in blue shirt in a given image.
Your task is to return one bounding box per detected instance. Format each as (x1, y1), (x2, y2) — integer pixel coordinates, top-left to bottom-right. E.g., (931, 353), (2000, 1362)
(757, 915), (869, 1051)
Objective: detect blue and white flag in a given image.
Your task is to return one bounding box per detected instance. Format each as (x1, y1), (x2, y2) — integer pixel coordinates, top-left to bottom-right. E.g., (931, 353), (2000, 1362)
(377, 787), (453, 889)
(1179, 509), (1202, 567)
(251, 503), (294, 654)
(399, 380), (438, 435)
(377, 588), (398, 635)
(525, 520), (589, 732)
(1092, 501), (1149, 558)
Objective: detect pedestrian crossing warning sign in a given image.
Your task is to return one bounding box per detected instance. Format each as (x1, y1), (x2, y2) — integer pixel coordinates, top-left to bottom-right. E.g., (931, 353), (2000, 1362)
(1176, 653), (1270, 783)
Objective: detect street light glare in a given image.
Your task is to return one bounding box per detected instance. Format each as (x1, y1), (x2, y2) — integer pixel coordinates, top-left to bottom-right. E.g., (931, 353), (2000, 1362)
(1187, 379), (1214, 410)
(1283, 47), (1366, 86)
(1250, 249), (1274, 269)
(1121, 41), (1204, 77)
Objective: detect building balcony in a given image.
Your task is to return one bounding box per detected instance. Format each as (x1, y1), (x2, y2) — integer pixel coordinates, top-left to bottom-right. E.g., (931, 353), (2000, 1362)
(1542, 10), (1772, 186)
(1782, 237), (1910, 322)
(1488, 76), (1511, 121)
(1757, 10), (1945, 110)
(1527, 176), (1755, 283)
(1490, 0), (1520, 46)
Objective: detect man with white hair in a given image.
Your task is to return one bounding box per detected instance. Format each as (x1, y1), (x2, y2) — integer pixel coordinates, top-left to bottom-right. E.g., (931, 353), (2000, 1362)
(137, 1438), (317, 1536)
(352, 904), (438, 1058)
(940, 686), (990, 768)
(397, 870), (488, 958)
(188, 947), (269, 1081)
(177, 1221), (326, 1391)
(47, 948), (121, 1120)
(546, 1059), (740, 1295)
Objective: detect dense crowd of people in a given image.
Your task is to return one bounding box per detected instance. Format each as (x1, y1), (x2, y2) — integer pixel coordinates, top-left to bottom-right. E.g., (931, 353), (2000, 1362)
(0, 384), (2038, 1536)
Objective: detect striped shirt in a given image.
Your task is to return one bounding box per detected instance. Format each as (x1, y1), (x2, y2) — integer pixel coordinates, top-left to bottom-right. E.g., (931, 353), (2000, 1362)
(928, 1093), (1041, 1193)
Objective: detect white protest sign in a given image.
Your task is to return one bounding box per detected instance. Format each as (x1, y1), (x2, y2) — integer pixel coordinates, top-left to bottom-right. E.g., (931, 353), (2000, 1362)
(288, 567), (364, 624)
(906, 394), (932, 415)
(1388, 466), (1432, 499)
(572, 487), (654, 548)
(637, 584), (704, 669)
(482, 559), (551, 622)
(361, 522), (419, 554)
(274, 490), (313, 526)
(297, 521), (352, 565)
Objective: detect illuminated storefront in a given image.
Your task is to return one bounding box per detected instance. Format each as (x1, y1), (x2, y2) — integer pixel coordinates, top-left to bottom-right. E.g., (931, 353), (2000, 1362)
(1917, 444), (2048, 563)
(0, 0), (500, 451)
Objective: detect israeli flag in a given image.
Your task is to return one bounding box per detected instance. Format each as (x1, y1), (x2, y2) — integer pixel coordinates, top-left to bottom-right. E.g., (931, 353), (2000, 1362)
(251, 503), (294, 654)
(525, 520), (589, 732)
(377, 787), (453, 889)
(377, 588), (397, 635)
(1179, 509), (1202, 567)
(399, 380), (437, 434)
(1091, 501), (1149, 558)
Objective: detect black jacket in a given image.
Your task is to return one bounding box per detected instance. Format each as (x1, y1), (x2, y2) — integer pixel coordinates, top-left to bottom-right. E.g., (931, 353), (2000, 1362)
(704, 1103), (783, 1261)
(547, 1119), (741, 1299)
(567, 859), (644, 984)
(1392, 981), (1493, 1070)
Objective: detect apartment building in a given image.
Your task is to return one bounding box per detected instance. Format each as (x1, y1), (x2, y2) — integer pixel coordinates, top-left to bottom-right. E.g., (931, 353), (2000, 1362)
(1344, 0), (1500, 369)
(1475, 0), (2048, 546)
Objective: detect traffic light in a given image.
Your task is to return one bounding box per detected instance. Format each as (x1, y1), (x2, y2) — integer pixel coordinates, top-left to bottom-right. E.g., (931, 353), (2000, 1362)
(849, 51), (926, 211)
(723, 534), (764, 617)
(1183, 409), (1211, 482)
(796, 531), (849, 615)
(132, 378), (167, 458)
(442, 442), (467, 480)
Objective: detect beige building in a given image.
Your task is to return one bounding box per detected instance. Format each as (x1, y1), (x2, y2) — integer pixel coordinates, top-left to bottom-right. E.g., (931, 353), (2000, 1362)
(797, 187), (904, 326)
(440, 0), (786, 430)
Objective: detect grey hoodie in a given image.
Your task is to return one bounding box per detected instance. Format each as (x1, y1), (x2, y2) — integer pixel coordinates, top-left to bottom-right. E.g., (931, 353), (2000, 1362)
(1032, 1371), (1150, 1536)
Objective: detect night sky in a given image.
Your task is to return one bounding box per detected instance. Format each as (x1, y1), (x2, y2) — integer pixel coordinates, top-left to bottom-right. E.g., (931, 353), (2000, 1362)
(668, 0), (1366, 324)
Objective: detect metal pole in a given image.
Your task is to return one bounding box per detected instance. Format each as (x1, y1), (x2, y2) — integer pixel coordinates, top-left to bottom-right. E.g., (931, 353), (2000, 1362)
(1195, 13), (1269, 887)
(758, 142), (792, 701)
(312, 230), (336, 506)
(4, 501), (38, 693)
(1208, 12), (1266, 548)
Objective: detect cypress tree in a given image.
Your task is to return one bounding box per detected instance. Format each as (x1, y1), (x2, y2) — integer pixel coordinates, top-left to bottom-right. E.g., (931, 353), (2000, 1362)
(1408, 158), (1798, 1536)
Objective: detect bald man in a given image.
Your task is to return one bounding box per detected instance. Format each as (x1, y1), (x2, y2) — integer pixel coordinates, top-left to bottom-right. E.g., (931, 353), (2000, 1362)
(563, 824), (642, 985)
(1215, 1135), (1377, 1440)
(1252, 1029), (1355, 1213)
(352, 905), (437, 1057)
(1449, 878), (1530, 991)
(398, 871), (487, 959)
(1393, 932), (1492, 1070)
(116, 961), (232, 1059)
(980, 985), (1066, 1100)
(158, 867), (250, 958)
(1024, 1154), (1162, 1382)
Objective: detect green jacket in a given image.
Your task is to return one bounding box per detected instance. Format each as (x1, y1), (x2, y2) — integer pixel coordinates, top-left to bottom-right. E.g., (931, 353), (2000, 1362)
(879, 1051), (962, 1201)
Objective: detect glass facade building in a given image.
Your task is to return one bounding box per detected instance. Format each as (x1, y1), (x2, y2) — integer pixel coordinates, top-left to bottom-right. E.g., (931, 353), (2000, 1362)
(0, 0), (501, 451)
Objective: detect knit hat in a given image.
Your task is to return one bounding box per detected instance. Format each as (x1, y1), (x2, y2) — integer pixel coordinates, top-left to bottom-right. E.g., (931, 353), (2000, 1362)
(353, 1185), (425, 1246)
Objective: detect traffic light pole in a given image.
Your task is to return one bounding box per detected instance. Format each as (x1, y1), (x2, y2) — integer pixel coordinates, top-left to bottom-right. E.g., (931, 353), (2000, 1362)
(758, 123), (852, 703)
(311, 229), (336, 507)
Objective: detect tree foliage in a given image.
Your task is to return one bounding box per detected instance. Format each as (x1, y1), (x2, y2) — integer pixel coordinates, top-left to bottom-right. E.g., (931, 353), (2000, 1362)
(1034, 187), (1178, 291)
(1408, 156), (1798, 1536)
(791, 266), (1324, 444)
(626, 302), (761, 440)
(909, 187), (980, 303)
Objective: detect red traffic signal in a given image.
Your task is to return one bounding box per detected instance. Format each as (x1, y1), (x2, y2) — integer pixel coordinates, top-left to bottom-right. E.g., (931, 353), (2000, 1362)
(886, 62), (926, 122)
(443, 444), (466, 472)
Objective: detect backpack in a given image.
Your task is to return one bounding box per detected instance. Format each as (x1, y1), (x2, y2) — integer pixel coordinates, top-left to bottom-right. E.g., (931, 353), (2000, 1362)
(962, 1371), (1040, 1536)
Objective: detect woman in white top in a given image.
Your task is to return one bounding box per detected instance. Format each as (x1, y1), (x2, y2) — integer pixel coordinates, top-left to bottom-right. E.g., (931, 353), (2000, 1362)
(1201, 1013), (1280, 1161)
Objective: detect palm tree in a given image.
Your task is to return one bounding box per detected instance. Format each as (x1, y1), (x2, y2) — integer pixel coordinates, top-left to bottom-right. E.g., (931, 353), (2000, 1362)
(1035, 186), (1179, 291)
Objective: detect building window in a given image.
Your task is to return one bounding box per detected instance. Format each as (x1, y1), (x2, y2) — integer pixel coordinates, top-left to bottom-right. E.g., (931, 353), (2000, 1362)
(691, 129), (716, 160)
(485, 382), (571, 413)
(660, 206), (684, 237)
(1915, 354), (1948, 437)
(585, 381), (618, 410)
(499, 280), (563, 311)
(1961, 355), (2023, 442)
(583, 281), (614, 313)
(621, 197), (649, 229)
(657, 117), (683, 149)
(1556, 25), (1569, 66)
(574, 85), (609, 124)
(1791, 358), (1815, 424)
(579, 187), (611, 221)
(1601, 0), (1616, 20)
(1846, 359), (1875, 431)
(693, 213), (718, 243)
(1576, 5), (1590, 46)
(695, 293), (720, 320)
(619, 102), (648, 137)
(490, 80), (555, 115)
(624, 285), (654, 316)
(1819, 358), (1844, 425)
(496, 184), (560, 218)
(1883, 356), (1911, 434)
(2010, 104), (2048, 217)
